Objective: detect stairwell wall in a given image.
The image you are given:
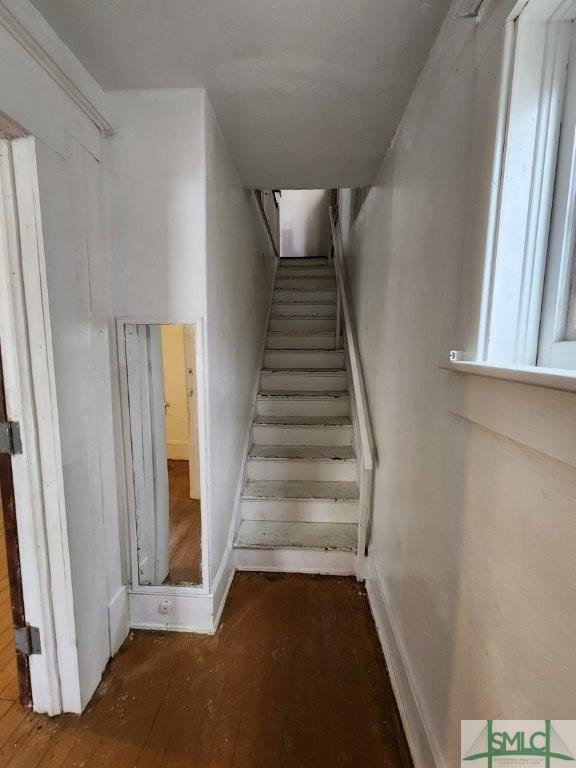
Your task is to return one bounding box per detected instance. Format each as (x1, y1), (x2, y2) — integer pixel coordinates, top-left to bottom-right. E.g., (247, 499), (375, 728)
(341, 1), (576, 766)
(204, 97), (276, 582)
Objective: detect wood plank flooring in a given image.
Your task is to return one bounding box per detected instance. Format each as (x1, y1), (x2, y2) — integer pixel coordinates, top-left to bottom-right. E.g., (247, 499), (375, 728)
(0, 495), (17, 704)
(0, 573), (412, 767)
(166, 460), (201, 585)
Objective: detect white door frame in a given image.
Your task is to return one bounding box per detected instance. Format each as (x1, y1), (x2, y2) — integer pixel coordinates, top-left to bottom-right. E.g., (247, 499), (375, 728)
(184, 325), (201, 500)
(116, 317), (210, 606)
(124, 324), (170, 586)
(0, 136), (80, 714)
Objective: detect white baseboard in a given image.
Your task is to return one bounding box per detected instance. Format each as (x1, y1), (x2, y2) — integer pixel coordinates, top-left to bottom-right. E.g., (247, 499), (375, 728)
(366, 554), (441, 768)
(211, 546), (236, 630)
(108, 586), (129, 655)
(127, 547), (236, 636)
(128, 590), (214, 634)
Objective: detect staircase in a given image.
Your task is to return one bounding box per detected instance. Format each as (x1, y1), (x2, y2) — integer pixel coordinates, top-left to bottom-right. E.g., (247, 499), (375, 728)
(233, 256), (359, 575)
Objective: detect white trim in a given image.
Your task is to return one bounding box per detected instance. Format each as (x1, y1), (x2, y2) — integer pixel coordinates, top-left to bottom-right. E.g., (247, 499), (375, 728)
(0, 1), (113, 135)
(477, 0), (576, 368)
(0, 137), (80, 714)
(366, 555), (442, 768)
(443, 358), (576, 391)
(129, 548), (235, 634)
(329, 207), (375, 470)
(482, 6), (573, 364)
(476, 19), (516, 360)
(108, 586), (129, 655)
(116, 317), (211, 612)
(128, 591), (214, 634)
(538, 17), (576, 366)
(211, 545), (235, 630)
(330, 206), (376, 579)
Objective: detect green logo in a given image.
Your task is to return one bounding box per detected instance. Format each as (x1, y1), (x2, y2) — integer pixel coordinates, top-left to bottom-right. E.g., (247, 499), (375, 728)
(464, 721), (574, 767)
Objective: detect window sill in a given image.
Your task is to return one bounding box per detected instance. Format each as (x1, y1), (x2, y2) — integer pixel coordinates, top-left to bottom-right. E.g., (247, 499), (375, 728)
(440, 360), (576, 394)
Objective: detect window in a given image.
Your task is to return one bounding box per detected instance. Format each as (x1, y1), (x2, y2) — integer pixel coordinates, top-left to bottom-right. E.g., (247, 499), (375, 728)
(539, 18), (576, 368)
(478, 0), (576, 372)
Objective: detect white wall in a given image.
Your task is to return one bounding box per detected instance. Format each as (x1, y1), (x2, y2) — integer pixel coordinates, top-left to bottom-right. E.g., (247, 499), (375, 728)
(106, 90), (207, 319)
(106, 89), (276, 592)
(342, 2), (576, 766)
(0, 0), (123, 711)
(280, 189), (331, 259)
(204, 97), (276, 579)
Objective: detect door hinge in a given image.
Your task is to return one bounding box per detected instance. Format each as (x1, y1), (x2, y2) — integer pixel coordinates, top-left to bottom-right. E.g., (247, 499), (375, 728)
(14, 625), (41, 656)
(0, 421), (22, 455)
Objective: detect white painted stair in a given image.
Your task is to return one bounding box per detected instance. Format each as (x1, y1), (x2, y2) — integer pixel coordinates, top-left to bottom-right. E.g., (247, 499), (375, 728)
(234, 257), (359, 575)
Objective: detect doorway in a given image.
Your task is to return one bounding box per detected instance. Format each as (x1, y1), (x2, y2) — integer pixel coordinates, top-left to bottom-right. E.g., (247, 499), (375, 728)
(160, 324), (201, 584)
(0, 345), (30, 707)
(121, 321), (204, 589)
(0, 135), (80, 714)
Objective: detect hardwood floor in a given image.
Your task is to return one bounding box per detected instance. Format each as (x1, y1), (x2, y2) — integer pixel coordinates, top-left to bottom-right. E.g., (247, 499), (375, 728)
(0, 572), (412, 767)
(0, 494), (17, 705)
(166, 459), (201, 585)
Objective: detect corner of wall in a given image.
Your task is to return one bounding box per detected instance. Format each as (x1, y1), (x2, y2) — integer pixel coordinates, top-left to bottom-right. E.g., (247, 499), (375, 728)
(108, 586), (129, 655)
(366, 554), (443, 768)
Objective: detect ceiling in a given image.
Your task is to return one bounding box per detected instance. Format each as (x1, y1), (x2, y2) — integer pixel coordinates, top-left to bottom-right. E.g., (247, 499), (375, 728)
(30, 0), (452, 188)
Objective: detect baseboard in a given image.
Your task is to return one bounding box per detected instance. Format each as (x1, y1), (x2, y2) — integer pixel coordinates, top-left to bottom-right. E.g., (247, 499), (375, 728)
(233, 546), (356, 575)
(166, 440), (189, 461)
(128, 590), (214, 634)
(108, 586), (129, 655)
(366, 554), (441, 768)
(211, 546), (236, 631)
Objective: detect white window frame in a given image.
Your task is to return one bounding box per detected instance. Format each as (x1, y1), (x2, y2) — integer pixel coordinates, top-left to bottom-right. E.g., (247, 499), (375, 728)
(539, 16), (576, 366)
(478, 0), (576, 370)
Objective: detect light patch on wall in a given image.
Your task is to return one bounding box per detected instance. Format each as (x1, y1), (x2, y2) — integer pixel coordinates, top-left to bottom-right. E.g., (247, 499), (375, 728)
(161, 324), (189, 460)
(279, 189), (331, 259)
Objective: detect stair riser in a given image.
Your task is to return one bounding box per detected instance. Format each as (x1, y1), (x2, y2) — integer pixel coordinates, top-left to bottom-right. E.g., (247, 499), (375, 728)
(252, 424), (352, 446)
(247, 458), (357, 482)
(260, 371), (347, 391)
(272, 303), (335, 316)
(274, 289), (336, 302)
(264, 350), (344, 369)
(277, 268), (335, 278)
(241, 498), (358, 523)
(275, 277), (336, 289)
(279, 258), (328, 266)
(234, 547), (356, 575)
(257, 398), (349, 418)
(269, 316), (336, 332)
(266, 333), (341, 349)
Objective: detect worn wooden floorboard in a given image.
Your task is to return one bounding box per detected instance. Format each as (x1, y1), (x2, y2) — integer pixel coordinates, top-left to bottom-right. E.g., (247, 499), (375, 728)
(0, 573), (412, 767)
(165, 460), (201, 585)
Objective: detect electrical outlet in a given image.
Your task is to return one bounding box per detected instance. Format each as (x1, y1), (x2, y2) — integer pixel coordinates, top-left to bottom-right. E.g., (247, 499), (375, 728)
(159, 599), (172, 614)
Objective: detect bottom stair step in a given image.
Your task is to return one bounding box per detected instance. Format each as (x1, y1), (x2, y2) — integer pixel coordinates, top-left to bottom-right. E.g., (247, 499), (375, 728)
(233, 520), (358, 552)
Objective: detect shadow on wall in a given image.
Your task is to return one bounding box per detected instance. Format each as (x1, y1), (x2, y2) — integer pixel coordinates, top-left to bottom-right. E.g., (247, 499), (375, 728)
(280, 189), (331, 259)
